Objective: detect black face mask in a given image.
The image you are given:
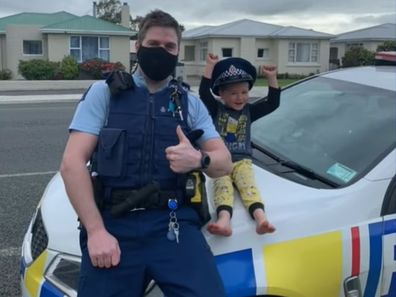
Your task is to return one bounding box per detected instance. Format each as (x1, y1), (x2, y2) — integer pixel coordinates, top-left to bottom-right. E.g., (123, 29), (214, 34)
(137, 46), (178, 81)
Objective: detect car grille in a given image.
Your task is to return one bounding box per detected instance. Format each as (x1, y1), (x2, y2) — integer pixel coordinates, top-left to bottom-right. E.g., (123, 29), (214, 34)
(31, 209), (48, 260)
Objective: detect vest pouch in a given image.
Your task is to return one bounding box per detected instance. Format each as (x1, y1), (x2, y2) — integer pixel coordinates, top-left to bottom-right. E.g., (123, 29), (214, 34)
(97, 128), (127, 177)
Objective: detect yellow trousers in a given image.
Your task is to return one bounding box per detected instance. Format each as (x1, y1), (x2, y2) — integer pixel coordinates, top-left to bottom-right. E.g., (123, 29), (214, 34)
(213, 159), (263, 215)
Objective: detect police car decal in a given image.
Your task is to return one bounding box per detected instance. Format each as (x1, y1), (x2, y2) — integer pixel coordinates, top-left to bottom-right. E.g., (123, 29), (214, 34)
(20, 218), (396, 297)
(380, 218), (396, 297)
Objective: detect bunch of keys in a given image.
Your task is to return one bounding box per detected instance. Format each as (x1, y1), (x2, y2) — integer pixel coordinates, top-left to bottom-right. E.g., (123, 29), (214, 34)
(167, 199), (180, 243)
(168, 88), (184, 121)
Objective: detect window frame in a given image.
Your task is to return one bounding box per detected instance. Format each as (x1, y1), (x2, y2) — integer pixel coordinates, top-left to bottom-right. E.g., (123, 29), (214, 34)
(288, 41), (320, 64)
(257, 48), (269, 59)
(22, 40), (43, 56)
(183, 45), (195, 61)
(199, 41), (208, 62)
(222, 47), (233, 58)
(69, 36), (110, 63)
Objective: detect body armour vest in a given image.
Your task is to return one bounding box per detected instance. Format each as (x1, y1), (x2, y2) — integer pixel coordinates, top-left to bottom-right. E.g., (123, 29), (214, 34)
(215, 103), (252, 162)
(95, 80), (190, 198)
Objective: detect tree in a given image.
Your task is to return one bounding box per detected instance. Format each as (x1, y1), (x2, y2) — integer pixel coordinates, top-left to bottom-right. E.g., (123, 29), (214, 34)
(96, 0), (141, 31)
(342, 47), (375, 67)
(96, 0), (122, 24)
(377, 41), (396, 52)
(95, 0), (184, 32)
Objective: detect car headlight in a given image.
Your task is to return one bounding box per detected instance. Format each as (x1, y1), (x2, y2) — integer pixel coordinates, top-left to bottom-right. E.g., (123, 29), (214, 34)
(44, 254), (161, 297)
(31, 208), (49, 261)
(45, 254), (80, 297)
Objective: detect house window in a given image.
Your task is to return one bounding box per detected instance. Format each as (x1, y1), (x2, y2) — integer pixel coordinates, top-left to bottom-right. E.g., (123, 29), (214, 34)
(311, 43), (319, 62)
(222, 48), (233, 57)
(257, 48), (269, 59)
(184, 45), (195, 61)
(70, 36), (110, 62)
(23, 40), (43, 55)
(99, 37), (110, 61)
(200, 42), (208, 61)
(288, 42), (319, 63)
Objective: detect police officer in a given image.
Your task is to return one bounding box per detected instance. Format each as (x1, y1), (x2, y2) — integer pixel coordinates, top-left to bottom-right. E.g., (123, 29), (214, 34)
(60, 9), (232, 297)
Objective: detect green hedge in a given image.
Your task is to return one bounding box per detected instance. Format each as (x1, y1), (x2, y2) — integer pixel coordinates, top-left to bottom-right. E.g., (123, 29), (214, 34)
(18, 59), (59, 80)
(18, 57), (127, 80)
(0, 69), (12, 80)
(60, 56), (79, 80)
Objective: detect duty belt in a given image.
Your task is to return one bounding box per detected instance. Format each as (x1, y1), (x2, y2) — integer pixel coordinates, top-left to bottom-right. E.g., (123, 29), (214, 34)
(107, 183), (185, 217)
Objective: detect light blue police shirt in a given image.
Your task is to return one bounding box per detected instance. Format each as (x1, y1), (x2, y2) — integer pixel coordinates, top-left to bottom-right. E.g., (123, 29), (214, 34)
(69, 72), (220, 144)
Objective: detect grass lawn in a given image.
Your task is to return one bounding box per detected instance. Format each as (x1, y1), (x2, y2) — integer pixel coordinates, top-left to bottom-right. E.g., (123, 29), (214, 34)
(255, 78), (300, 87)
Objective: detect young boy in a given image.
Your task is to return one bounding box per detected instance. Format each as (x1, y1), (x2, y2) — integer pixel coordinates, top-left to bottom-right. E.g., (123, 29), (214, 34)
(199, 53), (280, 236)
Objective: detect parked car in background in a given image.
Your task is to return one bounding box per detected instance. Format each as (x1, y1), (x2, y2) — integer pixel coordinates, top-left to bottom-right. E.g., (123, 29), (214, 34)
(21, 53), (396, 297)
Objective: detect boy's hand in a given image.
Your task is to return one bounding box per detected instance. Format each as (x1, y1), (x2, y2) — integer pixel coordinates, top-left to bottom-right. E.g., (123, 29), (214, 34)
(260, 65), (279, 88)
(206, 53), (219, 67)
(260, 65), (277, 77)
(203, 53), (219, 79)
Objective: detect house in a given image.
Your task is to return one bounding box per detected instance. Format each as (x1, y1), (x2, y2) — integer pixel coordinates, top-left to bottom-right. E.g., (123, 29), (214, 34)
(330, 23), (396, 66)
(180, 19), (334, 83)
(0, 4), (135, 79)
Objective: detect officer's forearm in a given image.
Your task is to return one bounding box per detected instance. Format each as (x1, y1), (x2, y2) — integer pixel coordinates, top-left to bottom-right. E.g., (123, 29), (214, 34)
(60, 160), (105, 234)
(204, 149), (232, 178)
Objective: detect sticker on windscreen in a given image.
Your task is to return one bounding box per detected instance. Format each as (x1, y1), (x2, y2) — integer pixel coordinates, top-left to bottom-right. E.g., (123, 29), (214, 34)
(326, 163), (357, 183)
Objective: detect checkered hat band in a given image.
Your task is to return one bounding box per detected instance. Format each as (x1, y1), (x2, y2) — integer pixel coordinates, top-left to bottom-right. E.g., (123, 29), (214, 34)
(214, 64), (253, 86)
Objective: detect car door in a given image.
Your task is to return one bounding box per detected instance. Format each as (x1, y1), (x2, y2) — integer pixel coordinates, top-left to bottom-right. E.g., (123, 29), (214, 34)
(342, 216), (392, 297)
(380, 176), (396, 297)
(380, 214), (396, 297)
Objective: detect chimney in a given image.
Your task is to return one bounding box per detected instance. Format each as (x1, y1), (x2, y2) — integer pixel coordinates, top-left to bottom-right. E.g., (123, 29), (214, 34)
(121, 2), (130, 28)
(93, 1), (97, 17)
(121, 2), (129, 28)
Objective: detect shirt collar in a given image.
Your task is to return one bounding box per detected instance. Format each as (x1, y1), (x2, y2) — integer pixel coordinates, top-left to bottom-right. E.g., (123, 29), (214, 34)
(132, 68), (173, 92)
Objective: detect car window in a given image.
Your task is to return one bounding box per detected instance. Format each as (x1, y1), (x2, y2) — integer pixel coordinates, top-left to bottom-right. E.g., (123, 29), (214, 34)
(252, 76), (396, 186)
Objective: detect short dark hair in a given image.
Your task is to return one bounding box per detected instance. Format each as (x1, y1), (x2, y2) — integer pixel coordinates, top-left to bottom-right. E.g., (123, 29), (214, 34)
(138, 9), (182, 45)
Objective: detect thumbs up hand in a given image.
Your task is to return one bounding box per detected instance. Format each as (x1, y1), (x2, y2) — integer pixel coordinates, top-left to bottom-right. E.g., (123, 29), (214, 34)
(165, 126), (201, 173)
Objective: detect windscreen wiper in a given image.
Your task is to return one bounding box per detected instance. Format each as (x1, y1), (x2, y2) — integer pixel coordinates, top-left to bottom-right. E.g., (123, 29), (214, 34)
(279, 159), (338, 188)
(252, 143), (338, 188)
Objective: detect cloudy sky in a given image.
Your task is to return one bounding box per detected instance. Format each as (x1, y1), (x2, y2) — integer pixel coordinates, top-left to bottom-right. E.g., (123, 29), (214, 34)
(0, 0), (395, 34)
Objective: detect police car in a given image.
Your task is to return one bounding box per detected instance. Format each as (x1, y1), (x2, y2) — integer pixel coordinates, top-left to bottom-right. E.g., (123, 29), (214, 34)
(20, 54), (396, 297)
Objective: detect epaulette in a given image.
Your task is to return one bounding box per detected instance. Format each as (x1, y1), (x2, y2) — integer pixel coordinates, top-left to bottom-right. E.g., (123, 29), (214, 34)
(105, 70), (135, 98)
(180, 80), (191, 91)
(169, 78), (190, 92)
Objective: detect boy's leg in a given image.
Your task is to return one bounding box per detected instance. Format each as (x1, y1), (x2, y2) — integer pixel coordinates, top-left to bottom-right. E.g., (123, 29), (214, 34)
(232, 159), (275, 234)
(207, 174), (234, 236)
(251, 207), (275, 234)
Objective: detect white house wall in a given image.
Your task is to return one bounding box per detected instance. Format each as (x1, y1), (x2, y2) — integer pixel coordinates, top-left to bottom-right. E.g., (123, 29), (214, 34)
(6, 25), (48, 79)
(359, 41), (382, 52)
(319, 39), (330, 73)
(213, 38), (241, 58)
(0, 35), (5, 70)
(255, 39), (277, 69)
(276, 39), (329, 75)
(331, 40), (387, 66)
(331, 43), (346, 63)
(47, 34), (69, 62)
(181, 37), (331, 81)
(48, 34), (130, 72)
(240, 37), (256, 62)
(180, 39), (210, 84)
(109, 35), (130, 72)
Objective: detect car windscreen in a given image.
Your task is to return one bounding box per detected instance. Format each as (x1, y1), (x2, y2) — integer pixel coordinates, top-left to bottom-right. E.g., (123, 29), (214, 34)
(251, 76), (396, 186)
